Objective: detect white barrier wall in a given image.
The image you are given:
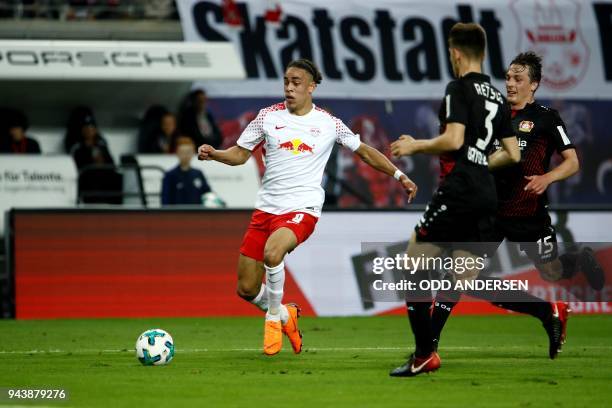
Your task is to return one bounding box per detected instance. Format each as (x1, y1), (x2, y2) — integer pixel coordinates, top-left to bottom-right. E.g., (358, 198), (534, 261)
(30, 127), (138, 158)
(135, 154), (260, 208)
(0, 155), (77, 233)
(0, 154), (259, 235)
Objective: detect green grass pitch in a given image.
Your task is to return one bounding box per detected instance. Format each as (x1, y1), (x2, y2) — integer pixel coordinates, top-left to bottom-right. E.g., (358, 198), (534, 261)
(0, 315), (610, 407)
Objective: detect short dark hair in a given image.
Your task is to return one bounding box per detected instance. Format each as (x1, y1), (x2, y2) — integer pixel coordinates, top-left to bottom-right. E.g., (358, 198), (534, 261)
(448, 23), (486, 60)
(287, 58), (322, 84)
(175, 136), (195, 147)
(7, 109), (29, 130)
(509, 51), (542, 84)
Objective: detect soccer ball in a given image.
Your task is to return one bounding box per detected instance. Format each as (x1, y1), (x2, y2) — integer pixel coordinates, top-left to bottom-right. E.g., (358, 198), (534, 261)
(135, 329), (175, 366)
(203, 192), (226, 208)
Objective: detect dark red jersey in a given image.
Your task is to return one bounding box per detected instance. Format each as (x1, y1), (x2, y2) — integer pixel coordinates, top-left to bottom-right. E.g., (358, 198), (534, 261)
(494, 102), (575, 217)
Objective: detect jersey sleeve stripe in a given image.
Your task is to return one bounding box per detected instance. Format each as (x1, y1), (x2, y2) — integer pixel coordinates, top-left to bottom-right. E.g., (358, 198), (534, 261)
(557, 125), (571, 146)
(445, 95), (451, 119)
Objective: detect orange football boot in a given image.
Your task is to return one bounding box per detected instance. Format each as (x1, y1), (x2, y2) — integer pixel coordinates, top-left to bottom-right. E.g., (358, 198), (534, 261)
(282, 303), (303, 354)
(263, 319), (283, 356)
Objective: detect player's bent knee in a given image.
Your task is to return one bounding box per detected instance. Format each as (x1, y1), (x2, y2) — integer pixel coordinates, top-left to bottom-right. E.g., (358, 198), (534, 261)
(236, 280), (260, 300)
(263, 247), (285, 267)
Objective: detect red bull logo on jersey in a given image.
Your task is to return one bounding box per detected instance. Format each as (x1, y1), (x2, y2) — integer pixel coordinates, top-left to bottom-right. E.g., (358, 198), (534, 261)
(278, 138), (315, 155)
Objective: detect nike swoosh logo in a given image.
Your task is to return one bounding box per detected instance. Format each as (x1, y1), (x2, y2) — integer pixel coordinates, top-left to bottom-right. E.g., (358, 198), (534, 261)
(552, 304), (559, 318)
(410, 356), (433, 373)
(275, 125), (286, 130)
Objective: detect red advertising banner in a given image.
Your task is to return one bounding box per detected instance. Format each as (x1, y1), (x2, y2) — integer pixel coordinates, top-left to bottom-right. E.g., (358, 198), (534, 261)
(12, 210), (314, 319)
(9, 210), (611, 319)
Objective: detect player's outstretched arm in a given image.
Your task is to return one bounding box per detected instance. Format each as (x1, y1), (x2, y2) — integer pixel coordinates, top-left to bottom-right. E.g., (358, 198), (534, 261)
(354, 143), (418, 202)
(197, 144), (251, 166)
(390, 123), (465, 157)
(524, 148), (579, 195)
(488, 136), (521, 170)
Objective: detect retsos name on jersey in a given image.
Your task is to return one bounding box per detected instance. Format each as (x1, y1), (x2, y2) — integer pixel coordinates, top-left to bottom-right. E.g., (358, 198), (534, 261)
(473, 82), (503, 104)
(467, 146), (488, 166)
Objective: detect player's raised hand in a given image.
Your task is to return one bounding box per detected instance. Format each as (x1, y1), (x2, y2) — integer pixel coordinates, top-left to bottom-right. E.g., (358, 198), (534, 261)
(399, 174), (418, 203)
(198, 144), (215, 161)
(524, 174), (551, 195)
(390, 135), (416, 157)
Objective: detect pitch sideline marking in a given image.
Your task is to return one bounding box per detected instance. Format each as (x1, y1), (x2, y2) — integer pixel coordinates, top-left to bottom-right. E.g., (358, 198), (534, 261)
(1, 345), (611, 355)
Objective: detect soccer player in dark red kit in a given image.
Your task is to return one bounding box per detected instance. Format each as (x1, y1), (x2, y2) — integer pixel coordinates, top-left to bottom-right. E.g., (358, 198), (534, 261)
(388, 23), (521, 376)
(428, 52), (604, 357)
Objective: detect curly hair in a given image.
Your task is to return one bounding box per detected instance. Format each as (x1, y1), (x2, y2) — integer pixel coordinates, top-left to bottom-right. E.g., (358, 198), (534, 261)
(509, 51), (542, 84)
(287, 58), (322, 84)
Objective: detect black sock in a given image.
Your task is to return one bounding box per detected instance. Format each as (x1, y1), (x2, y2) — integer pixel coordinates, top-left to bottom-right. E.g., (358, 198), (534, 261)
(406, 301), (434, 357)
(468, 276), (552, 323)
(404, 270), (434, 357)
(491, 301), (552, 322)
(559, 252), (579, 279)
(431, 289), (462, 345)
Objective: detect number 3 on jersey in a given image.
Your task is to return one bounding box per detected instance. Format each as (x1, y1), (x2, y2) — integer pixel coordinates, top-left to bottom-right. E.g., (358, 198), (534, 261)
(476, 100), (499, 150)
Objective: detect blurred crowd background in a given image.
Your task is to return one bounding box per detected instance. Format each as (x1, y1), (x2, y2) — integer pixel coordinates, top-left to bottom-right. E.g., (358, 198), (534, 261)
(1, 0), (611, 209)
(0, 0), (178, 20)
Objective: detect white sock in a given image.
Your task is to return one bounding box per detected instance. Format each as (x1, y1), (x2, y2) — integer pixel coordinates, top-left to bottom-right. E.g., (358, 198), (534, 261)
(280, 304), (289, 324)
(250, 283), (288, 324)
(250, 284), (269, 312)
(265, 262), (285, 320)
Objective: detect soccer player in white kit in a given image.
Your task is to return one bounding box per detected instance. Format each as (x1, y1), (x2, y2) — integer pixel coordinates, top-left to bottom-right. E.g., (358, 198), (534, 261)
(198, 59), (417, 356)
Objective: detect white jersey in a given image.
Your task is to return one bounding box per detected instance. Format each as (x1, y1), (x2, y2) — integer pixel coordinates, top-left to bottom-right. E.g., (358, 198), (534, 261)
(237, 102), (361, 217)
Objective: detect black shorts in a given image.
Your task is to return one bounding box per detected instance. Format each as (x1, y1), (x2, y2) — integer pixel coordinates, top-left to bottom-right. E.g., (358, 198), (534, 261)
(488, 214), (558, 264)
(414, 189), (494, 251)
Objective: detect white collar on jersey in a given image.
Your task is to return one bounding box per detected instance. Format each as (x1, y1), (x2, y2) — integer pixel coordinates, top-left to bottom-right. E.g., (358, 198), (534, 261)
(284, 101), (316, 117)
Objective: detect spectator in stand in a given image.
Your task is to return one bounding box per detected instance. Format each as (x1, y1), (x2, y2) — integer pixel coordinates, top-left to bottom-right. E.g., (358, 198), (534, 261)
(139, 0), (177, 19)
(138, 105), (178, 153)
(178, 89), (223, 149)
(64, 106), (107, 153)
(65, 0), (99, 20)
(161, 136), (211, 205)
(70, 113), (122, 204)
(71, 122), (114, 170)
(0, 109), (41, 154)
(65, 0), (126, 20)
